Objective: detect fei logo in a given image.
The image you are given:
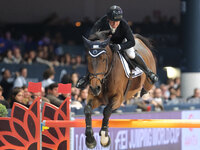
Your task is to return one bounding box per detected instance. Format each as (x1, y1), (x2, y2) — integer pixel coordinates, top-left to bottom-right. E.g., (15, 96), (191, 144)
(115, 130), (128, 150)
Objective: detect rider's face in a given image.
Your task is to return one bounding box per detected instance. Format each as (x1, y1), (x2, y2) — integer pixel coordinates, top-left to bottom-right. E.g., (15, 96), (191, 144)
(108, 20), (120, 29)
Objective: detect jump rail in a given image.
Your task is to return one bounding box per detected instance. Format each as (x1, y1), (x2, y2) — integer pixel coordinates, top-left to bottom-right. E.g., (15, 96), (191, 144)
(44, 119), (200, 128)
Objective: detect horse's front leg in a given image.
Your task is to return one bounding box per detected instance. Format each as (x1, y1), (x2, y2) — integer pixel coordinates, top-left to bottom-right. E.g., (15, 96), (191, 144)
(84, 100), (96, 149)
(99, 104), (112, 147)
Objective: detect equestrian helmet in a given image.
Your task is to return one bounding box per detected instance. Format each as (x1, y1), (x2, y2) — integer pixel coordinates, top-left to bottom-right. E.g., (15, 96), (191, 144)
(107, 5), (123, 21)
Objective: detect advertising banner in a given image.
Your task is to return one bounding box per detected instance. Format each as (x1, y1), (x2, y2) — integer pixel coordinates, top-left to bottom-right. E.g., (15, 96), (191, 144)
(181, 110), (200, 150)
(74, 112), (181, 150)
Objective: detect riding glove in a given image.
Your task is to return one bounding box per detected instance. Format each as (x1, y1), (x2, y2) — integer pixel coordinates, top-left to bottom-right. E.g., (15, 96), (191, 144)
(110, 44), (121, 52)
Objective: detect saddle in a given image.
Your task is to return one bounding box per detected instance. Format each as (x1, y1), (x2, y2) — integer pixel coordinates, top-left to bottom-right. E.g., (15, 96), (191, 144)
(121, 51), (136, 70)
(118, 51), (143, 78)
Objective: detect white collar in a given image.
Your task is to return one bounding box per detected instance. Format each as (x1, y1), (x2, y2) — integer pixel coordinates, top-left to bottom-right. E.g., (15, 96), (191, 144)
(109, 24), (117, 34)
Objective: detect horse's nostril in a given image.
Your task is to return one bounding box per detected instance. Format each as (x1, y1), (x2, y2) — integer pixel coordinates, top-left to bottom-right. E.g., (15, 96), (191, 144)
(97, 86), (101, 91)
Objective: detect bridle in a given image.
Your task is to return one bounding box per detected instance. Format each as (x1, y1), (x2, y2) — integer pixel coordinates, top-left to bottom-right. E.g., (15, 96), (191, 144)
(88, 47), (115, 85)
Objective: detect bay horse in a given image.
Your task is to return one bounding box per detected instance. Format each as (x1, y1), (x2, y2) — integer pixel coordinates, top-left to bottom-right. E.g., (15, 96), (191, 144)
(83, 32), (157, 149)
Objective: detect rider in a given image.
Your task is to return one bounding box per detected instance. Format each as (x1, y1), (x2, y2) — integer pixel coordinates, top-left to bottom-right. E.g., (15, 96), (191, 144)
(76, 5), (158, 89)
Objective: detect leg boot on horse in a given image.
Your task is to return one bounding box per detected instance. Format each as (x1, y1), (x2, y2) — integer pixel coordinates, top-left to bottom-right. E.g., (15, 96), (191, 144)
(76, 75), (90, 89)
(99, 104), (112, 147)
(133, 52), (158, 83)
(84, 100), (97, 149)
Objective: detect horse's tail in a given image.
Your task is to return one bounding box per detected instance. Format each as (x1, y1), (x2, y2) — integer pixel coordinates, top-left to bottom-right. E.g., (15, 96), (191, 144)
(134, 34), (154, 50)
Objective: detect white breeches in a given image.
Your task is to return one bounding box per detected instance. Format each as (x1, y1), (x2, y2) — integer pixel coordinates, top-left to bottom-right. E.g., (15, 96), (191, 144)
(125, 47), (136, 59)
(123, 38), (136, 59)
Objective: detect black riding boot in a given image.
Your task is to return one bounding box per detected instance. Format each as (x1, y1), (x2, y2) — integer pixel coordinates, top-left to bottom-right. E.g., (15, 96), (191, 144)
(133, 52), (158, 83)
(76, 75), (89, 89)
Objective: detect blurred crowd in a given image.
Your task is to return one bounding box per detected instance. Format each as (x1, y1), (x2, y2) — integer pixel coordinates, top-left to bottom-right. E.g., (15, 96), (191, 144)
(0, 31), (86, 68)
(122, 77), (200, 112)
(0, 64), (200, 116)
(0, 13), (180, 68)
(0, 67), (88, 110)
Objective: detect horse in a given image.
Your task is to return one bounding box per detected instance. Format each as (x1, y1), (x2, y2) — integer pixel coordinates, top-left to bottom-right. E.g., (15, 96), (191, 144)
(82, 32), (157, 149)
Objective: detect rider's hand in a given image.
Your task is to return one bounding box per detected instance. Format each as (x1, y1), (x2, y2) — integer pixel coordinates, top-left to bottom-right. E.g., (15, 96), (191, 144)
(110, 44), (120, 52)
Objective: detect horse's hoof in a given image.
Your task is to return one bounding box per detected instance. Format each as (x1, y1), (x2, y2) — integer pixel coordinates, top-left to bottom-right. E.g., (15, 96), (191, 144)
(100, 131), (111, 147)
(100, 135), (111, 147)
(86, 136), (97, 149)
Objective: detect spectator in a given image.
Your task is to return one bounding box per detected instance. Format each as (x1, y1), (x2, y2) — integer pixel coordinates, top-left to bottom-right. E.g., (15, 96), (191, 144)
(70, 88), (86, 110)
(58, 93), (71, 101)
(22, 86), (33, 106)
(41, 68), (55, 88)
(4, 31), (14, 50)
(173, 77), (181, 89)
(77, 88), (88, 107)
(0, 68), (13, 100)
(167, 88), (183, 104)
(24, 35), (37, 51)
(160, 84), (170, 100)
(59, 55), (66, 66)
(64, 53), (71, 65)
(71, 87), (80, 101)
(36, 50), (52, 66)
(59, 53), (71, 66)
(0, 85), (10, 108)
(45, 83), (62, 107)
(13, 67), (28, 88)
(71, 72), (79, 87)
(166, 78), (175, 89)
(26, 50), (36, 64)
(9, 87), (28, 108)
(71, 56), (76, 66)
(13, 46), (23, 64)
(152, 88), (164, 110)
(32, 87), (50, 104)
(187, 88), (200, 104)
(42, 46), (49, 60)
(176, 85), (181, 98)
(169, 88), (177, 100)
(61, 74), (72, 84)
(3, 50), (15, 64)
(136, 89), (154, 111)
(76, 55), (83, 66)
(40, 32), (51, 45)
(51, 55), (60, 66)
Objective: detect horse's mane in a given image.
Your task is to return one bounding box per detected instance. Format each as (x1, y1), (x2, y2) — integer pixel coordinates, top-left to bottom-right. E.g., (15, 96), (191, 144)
(88, 30), (111, 41)
(89, 31), (154, 49)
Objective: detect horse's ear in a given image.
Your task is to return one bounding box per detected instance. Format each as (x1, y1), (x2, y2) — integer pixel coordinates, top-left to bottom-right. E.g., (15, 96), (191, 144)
(101, 37), (111, 48)
(101, 30), (111, 36)
(82, 36), (91, 49)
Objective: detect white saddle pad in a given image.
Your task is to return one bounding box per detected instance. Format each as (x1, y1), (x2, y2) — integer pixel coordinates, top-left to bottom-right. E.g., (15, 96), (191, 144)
(118, 52), (143, 78)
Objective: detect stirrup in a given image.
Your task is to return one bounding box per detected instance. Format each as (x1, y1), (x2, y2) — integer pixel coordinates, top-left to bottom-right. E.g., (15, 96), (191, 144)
(148, 72), (158, 83)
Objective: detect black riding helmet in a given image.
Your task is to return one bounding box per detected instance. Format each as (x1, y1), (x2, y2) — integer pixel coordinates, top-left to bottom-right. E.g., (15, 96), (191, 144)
(106, 5), (123, 21)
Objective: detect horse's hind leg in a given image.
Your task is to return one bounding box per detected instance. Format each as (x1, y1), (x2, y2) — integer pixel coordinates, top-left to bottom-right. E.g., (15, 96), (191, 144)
(141, 79), (154, 97)
(99, 104), (112, 147)
(84, 100), (96, 149)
